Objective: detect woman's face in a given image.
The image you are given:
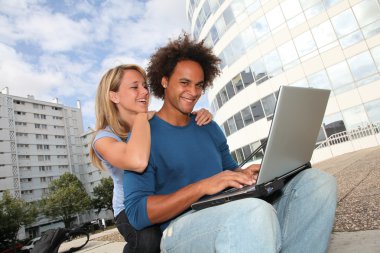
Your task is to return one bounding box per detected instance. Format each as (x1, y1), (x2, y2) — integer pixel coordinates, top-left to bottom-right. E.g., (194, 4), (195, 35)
(110, 69), (149, 115)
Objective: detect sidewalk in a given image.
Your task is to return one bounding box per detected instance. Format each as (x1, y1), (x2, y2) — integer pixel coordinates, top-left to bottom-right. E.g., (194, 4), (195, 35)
(61, 146), (380, 252)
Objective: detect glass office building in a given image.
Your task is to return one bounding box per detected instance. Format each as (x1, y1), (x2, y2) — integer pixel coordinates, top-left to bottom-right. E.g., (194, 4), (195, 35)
(186, 0), (380, 163)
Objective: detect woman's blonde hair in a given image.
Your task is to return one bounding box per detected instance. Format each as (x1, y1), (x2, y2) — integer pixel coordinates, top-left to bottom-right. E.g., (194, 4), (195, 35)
(90, 64), (147, 170)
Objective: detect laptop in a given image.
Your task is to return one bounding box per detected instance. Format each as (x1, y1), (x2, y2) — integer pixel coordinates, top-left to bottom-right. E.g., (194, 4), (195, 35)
(191, 86), (330, 211)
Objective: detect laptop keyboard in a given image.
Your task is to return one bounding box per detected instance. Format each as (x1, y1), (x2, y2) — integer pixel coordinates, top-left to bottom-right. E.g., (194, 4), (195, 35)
(221, 184), (256, 197)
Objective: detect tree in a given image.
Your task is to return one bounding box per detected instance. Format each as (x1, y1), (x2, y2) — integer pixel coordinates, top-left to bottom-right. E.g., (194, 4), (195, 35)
(42, 172), (91, 228)
(92, 177), (114, 215)
(0, 191), (38, 250)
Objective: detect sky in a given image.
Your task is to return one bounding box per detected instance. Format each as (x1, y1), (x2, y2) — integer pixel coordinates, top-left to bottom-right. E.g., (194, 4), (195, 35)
(0, 0), (210, 130)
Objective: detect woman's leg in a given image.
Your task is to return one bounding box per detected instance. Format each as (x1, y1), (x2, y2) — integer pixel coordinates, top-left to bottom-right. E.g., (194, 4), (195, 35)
(115, 210), (162, 253)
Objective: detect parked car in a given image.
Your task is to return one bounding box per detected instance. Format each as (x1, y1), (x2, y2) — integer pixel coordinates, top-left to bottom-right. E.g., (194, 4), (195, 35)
(1, 243), (24, 253)
(20, 237), (40, 252)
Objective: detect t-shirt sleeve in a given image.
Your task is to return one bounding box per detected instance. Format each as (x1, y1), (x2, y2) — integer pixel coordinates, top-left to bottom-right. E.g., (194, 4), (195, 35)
(123, 162), (156, 230)
(92, 130), (122, 161)
(207, 121), (238, 170)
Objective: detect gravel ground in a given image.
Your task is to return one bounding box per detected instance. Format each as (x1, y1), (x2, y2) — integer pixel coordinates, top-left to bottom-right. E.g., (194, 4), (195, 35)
(315, 146), (380, 232)
(96, 146), (380, 241)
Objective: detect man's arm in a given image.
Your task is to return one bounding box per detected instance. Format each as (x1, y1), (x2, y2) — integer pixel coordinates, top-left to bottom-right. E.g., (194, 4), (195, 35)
(146, 170), (254, 224)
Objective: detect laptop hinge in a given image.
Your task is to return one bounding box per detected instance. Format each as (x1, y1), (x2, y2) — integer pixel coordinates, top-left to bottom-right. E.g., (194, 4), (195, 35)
(257, 162), (311, 196)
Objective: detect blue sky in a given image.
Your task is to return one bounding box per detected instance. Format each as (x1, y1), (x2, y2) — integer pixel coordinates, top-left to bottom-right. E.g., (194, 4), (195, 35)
(0, 0), (210, 130)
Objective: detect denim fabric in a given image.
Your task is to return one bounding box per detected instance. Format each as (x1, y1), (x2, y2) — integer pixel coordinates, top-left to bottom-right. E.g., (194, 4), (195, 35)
(115, 210), (162, 253)
(160, 168), (337, 253)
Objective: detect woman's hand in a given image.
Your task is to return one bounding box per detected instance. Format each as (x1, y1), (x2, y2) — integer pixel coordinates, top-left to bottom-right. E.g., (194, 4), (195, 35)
(192, 108), (213, 126)
(147, 111), (156, 120)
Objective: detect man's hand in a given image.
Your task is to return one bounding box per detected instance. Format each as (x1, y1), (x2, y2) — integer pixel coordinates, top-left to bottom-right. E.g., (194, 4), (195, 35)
(199, 170), (255, 196)
(235, 164), (261, 184)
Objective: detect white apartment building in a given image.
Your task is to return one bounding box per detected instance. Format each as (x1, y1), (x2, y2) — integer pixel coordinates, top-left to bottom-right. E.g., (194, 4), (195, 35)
(186, 0), (380, 163)
(79, 129), (109, 198)
(0, 87), (103, 238)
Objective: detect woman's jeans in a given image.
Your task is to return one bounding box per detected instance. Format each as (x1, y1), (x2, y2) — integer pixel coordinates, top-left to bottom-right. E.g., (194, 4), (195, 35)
(161, 168), (337, 253)
(115, 210), (162, 253)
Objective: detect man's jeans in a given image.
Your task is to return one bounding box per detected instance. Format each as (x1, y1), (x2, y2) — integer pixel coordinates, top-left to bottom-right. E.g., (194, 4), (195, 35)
(161, 168), (337, 253)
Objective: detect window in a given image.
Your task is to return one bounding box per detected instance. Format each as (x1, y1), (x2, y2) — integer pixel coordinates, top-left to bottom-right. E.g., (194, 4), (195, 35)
(342, 105), (369, 130)
(294, 31), (317, 57)
(14, 100), (25, 105)
(251, 58), (267, 85)
(242, 145), (252, 162)
(250, 101), (265, 121)
(347, 52), (377, 85)
(232, 74), (244, 93)
(278, 41), (298, 67)
(364, 99), (380, 123)
(266, 6), (285, 30)
(226, 81), (236, 99)
(323, 112), (346, 137)
(223, 7), (235, 27)
(241, 106), (254, 126)
(234, 112), (244, 130)
(307, 70), (332, 90)
(220, 87), (228, 104)
(326, 62), (354, 94)
(311, 21), (337, 48)
(36, 134), (48, 139)
(223, 122), (230, 136)
(227, 117), (237, 135)
(240, 68), (254, 86)
(241, 26), (256, 50)
(281, 0), (302, 20)
(263, 50), (282, 75)
(331, 10), (359, 38)
(352, 0), (380, 28)
(252, 16), (270, 39)
(261, 94), (276, 118)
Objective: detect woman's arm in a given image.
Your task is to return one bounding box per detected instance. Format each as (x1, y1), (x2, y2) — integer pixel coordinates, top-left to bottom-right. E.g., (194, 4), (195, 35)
(192, 108), (213, 125)
(94, 113), (151, 173)
(94, 108), (212, 173)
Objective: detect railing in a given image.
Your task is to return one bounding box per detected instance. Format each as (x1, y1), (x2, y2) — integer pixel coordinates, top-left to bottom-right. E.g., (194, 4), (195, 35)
(316, 122), (380, 150)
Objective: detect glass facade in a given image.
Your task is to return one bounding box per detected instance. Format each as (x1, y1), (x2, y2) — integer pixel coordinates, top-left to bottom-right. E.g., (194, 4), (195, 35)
(188, 0), (380, 164)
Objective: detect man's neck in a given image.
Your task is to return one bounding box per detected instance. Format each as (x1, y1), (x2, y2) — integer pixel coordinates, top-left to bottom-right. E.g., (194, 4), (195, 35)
(157, 104), (190, 127)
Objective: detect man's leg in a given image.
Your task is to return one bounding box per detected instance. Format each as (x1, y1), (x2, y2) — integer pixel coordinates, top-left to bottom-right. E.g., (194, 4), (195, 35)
(271, 168), (337, 253)
(161, 198), (281, 253)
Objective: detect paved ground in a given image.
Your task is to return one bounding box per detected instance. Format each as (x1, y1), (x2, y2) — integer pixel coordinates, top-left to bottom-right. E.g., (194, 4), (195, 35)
(60, 146), (380, 252)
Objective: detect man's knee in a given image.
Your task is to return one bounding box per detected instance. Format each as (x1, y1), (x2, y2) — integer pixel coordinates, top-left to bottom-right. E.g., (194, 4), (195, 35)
(225, 198), (277, 226)
(294, 168), (337, 203)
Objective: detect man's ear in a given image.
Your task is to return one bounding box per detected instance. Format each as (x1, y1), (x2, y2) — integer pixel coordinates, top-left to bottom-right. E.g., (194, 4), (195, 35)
(109, 91), (119, 104)
(161, 77), (168, 88)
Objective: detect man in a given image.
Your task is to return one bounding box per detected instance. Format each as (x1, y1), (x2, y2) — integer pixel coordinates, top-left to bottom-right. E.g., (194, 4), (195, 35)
(124, 34), (337, 252)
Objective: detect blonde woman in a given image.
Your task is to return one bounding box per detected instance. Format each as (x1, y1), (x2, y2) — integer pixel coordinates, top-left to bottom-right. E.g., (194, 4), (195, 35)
(90, 64), (212, 253)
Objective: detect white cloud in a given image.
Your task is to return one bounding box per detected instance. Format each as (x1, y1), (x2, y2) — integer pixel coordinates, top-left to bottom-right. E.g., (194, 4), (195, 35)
(0, 0), (200, 130)
(0, 43), (63, 100)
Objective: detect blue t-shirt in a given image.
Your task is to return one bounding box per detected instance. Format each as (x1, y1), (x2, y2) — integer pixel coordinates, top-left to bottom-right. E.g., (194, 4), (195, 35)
(124, 115), (238, 230)
(93, 127), (129, 217)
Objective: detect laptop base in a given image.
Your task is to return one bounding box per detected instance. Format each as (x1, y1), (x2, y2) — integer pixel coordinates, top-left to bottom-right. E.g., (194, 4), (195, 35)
(191, 162), (311, 211)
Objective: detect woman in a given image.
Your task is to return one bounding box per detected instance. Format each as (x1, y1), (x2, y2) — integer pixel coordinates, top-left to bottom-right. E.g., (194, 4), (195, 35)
(90, 64), (212, 253)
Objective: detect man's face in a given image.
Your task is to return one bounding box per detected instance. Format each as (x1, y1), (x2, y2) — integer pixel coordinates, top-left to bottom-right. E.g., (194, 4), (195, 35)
(163, 60), (204, 115)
